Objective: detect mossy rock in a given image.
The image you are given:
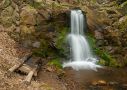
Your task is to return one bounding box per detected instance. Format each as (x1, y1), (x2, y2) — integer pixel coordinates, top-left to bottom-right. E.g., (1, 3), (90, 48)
(87, 33), (119, 67)
(48, 58), (62, 69)
(54, 27), (69, 57)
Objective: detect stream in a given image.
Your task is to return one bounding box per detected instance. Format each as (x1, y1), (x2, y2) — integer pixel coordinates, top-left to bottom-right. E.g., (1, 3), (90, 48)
(64, 67), (127, 90)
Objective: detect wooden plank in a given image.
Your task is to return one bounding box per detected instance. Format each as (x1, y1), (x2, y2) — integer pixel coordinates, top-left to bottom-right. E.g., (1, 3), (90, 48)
(8, 54), (33, 73)
(18, 64), (38, 76)
(8, 65), (20, 73)
(24, 66), (37, 84)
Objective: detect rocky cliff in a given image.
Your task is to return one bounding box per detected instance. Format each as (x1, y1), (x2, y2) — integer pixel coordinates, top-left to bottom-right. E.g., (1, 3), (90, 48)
(0, 0), (127, 67)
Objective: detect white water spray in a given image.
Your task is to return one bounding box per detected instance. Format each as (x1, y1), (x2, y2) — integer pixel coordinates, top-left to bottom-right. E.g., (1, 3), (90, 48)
(63, 10), (101, 71)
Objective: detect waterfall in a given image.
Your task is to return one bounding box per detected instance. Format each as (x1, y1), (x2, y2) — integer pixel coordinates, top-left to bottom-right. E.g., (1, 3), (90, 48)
(63, 10), (101, 71)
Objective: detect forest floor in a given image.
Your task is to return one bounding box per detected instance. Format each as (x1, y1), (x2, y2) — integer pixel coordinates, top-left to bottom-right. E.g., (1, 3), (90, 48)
(0, 32), (67, 90)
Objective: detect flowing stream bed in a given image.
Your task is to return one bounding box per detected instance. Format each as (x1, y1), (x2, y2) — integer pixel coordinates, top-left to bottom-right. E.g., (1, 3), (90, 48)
(64, 67), (127, 90)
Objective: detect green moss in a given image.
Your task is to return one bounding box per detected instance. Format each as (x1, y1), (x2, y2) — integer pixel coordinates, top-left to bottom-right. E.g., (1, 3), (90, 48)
(33, 49), (47, 57)
(98, 59), (106, 65)
(86, 33), (96, 48)
(55, 27), (69, 57)
(33, 2), (43, 9)
(120, 1), (127, 7)
(87, 33), (118, 67)
(48, 58), (62, 69)
(91, 0), (97, 3)
(95, 48), (118, 66)
(33, 26), (69, 58)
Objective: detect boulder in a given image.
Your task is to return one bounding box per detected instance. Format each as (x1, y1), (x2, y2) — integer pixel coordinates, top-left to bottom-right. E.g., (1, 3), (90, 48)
(20, 5), (37, 25)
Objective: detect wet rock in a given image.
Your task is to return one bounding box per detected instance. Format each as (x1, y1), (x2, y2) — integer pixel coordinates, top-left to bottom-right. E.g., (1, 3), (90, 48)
(108, 81), (119, 86)
(97, 80), (107, 86)
(92, 80), (107, 86)
(88, 85), (101, 90)
(92, 81), (98, 85)
(122, 84), (127, 87)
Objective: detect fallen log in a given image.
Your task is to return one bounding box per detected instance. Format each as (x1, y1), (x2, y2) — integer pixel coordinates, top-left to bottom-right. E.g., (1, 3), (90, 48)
(18, 64), (38, 76)
(7, 54), (42, 84)
(24, 66), (37, 84)
(8, 54), (33, 73)
(8, 64), (21, 73)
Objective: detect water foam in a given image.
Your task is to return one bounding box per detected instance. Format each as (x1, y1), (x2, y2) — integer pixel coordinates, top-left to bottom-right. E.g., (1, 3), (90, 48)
(63, 61), (101, 71)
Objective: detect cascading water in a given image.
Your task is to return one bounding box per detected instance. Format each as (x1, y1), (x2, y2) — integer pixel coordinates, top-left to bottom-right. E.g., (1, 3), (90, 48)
(63, 10), (101, 71)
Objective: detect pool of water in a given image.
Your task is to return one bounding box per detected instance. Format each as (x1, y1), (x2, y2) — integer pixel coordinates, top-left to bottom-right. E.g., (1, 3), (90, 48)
(64, 67), (127, 90)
